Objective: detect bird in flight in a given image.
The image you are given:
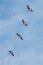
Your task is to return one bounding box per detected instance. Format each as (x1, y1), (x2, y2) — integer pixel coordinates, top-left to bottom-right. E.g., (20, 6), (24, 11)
(27, 5), (33, 12)
(16, 33), (23, 40)
(9, 50), (14, 56)
(22, 19), (28, 26)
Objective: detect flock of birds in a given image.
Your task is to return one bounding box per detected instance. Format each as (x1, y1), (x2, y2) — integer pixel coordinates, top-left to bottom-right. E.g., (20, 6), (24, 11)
(8, 4), (33, 57)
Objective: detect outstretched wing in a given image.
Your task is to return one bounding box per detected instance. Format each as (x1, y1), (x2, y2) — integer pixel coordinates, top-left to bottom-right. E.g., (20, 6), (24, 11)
(19, 35), (23, 40)
(16, 33), (20, 37)
(27, 5), (30, 10)
(20, 37), (23, 40)
(25, 23), (28, 26)
(30, 9), (33, 12)
(22, 19), (24, 24)
(11, 52), (14, 56)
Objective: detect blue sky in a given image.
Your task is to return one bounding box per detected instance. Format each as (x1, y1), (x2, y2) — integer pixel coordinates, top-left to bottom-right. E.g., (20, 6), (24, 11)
(0, 0), (43, 65)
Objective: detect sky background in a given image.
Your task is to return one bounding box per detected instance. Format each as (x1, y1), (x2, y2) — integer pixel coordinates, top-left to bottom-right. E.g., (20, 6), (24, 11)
(0, 0), (43, 65)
